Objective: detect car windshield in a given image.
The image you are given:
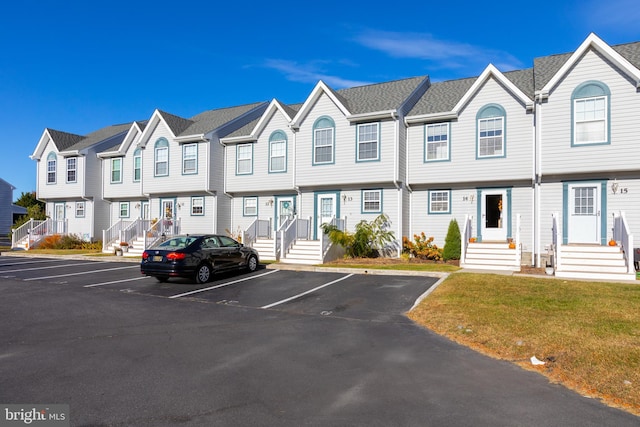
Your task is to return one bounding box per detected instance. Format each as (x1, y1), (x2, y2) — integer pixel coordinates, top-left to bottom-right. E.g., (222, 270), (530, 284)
(154, 237), (198, 250)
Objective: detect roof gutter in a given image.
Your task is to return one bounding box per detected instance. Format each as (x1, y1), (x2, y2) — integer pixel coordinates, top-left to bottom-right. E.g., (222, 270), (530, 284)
(404, 111), (458, 125)
(347, 109), (397, 123)
(174, 134), (208, 144)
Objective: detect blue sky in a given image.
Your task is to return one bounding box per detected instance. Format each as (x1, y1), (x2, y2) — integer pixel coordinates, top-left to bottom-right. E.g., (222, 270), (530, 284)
(2, 0), (639, 199)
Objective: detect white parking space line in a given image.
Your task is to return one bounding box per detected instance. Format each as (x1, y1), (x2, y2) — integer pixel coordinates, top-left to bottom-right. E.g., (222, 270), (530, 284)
(1, 261), (109, 273)
(0, 259), (69, 266)
(84, 276), (150, 288)
(23, 265), (139, 281)
(261, 273), (354, 309)
(169, 270), (279, 299)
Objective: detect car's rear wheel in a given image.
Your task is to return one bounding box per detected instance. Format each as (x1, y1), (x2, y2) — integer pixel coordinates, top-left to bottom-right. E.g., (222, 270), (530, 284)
(195, 263), (211, 284)
(156, 276), (169, 283)
(246, 255), (258, 272)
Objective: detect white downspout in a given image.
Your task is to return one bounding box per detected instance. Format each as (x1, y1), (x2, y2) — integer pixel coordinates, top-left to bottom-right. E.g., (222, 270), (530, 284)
(536, 95), (543, 268)
(392, 112), (402, 258)
(406, 123), (413, 239)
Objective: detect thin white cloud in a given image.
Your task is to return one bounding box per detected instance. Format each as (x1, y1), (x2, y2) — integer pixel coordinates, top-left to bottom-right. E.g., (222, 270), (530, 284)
(263, 59), (372, 88)
(353, 30), (522, 72)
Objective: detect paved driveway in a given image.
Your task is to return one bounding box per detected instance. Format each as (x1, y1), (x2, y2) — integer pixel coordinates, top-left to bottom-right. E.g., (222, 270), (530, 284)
(0, 255), (637, 426)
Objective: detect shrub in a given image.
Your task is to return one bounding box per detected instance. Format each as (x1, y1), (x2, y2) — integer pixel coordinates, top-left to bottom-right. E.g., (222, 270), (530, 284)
(443, 219), (461, 261)
(321, 213), (396, 258)
(39, 233), (88, 250)
(402, 232), (442, 261)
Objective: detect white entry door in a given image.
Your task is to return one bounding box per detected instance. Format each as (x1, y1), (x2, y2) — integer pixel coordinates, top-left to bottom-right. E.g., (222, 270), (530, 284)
(276, 197), (295, 227)
(141, 201), (150, 220)
(481, 190), (507, 241)
(568, 184), (600, 244)
(161, 199), (174, 220)
(54, 202), (66, 233)
(317, 194), (337, 229)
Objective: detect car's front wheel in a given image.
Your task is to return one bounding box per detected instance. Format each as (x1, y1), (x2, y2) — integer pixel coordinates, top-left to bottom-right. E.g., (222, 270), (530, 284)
(246, 255), (258, 272)
(195, 263), (211, 284)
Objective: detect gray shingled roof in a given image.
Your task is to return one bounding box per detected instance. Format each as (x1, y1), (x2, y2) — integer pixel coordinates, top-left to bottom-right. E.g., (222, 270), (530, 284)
(408, 76), (477, 116)
(503, 68), (534, 98)
(180, 102), (266, 136)
(157, 110), (194, 136)
(46, 129), (84, 151)
(65, 123), (132, 152)
(335, 76), (427, 114)
(219, 101), (303, 139)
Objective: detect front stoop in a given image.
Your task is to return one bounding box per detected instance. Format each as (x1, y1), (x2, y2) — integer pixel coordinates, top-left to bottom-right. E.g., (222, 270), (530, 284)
(252, 238), (277, 261)
(280, 240), (322, 264)
(461, 242), (520, 272)
(555, 245), (636, 282)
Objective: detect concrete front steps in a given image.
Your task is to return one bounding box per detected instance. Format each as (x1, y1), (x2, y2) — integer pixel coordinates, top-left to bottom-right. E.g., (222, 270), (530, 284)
(461, 242), (520, 272)
(555, 245), (636, 282)
(280, 240), (323, 264)
(103, 238), (145, 257)
(252, 238), (277, 261)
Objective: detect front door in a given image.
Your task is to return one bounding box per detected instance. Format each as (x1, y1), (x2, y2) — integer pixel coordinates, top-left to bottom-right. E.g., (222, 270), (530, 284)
(54, 202), (66, 233)
(276, 197), (295, 228)
(481, 190), (507, 241)
(160, 199), (175, 234)
(568, 184), (600, 244)
(316, 194), (337, 239)
(141, 201), (149, 220)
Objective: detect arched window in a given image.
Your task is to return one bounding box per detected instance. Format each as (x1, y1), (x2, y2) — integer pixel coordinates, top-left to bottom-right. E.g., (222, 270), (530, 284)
(476, 104), (506, 158)
(269, 130), (287, 173)
(46, 152), (57, 184)
(154, 138), (169, 176)
(572, 81), (610, 145)
(133, 148), (142, 182)
(313, 117), (335, 165)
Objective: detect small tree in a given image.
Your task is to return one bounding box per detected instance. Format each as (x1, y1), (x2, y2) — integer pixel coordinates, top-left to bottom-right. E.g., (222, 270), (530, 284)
(442, 218), (461, 261)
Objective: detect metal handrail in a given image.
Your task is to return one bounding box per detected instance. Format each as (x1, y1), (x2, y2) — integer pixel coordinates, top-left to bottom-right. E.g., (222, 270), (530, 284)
(613, 211), (634, 274)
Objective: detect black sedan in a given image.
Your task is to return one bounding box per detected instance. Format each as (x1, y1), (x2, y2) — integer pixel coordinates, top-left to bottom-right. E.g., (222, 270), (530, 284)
(140, 234), (260, 283)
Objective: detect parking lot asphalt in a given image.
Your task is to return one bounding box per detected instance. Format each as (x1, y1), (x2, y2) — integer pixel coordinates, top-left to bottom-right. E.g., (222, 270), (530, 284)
(0, 253), (638, 426)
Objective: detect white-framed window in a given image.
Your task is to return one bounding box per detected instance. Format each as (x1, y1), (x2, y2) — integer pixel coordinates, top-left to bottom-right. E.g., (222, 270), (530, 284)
(428, 190), (451, 214)
(47, 152), (57, 184)
(313, 117), (335, 164)
(574, 97), (607, 144)
(133, 148), (141, 182)
(119, 202), (130, 218)
(182, 143), (197, 174)
(154, 138), (169, 176)
(269, 131), (287, 173)
(425, 123), (450, 161)
(478, 117), (504, 157)
(111, 158), (122, 183)
(243, 197), (257, 216)
(572, 81), (610, 146)
(191, 196), (204, 216)
(236, 144), (253, 175)
(357, 123), (379, 161)
(66, 157), (77, 183)
(75, 201), (85, 218)
(362, 189), (382, 213)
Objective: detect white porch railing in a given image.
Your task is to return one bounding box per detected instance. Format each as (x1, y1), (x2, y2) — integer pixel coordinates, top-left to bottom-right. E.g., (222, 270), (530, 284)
(243, 219), (272, 248)
(280, 217), (297, 260)
(12, 218), (67, 249)
(551, 212), (561, 271)
(102, 219), (133, 252)
(460, 215), (473, 266)
(143, 218), (181, 249)
(320, 216), (346, 259)
(12, 219), (45, 249)
(613, 211), (635, 274)
(514, 214), (522, 268)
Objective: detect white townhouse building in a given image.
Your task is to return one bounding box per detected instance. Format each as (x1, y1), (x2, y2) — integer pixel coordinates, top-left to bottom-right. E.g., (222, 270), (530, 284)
(30, 124), (133, 241)
(20, 33), (640, 281)
(97, 102), (268, 253)
(221, 77), (431, 262)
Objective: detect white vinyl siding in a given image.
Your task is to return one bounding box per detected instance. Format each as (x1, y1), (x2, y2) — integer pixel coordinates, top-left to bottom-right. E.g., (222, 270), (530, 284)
(66, 158), (77, 183)
(237, 144), (253, 175)
(357, 123), (379, 161)
(111, 158), (122, 183)
(362, 189), (381, 213)
(182, 143), (198, 174)
(425, 123), (449, 161)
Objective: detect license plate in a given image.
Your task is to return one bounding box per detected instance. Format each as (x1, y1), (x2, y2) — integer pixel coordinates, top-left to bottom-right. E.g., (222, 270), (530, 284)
(153, 256), (163, 262)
